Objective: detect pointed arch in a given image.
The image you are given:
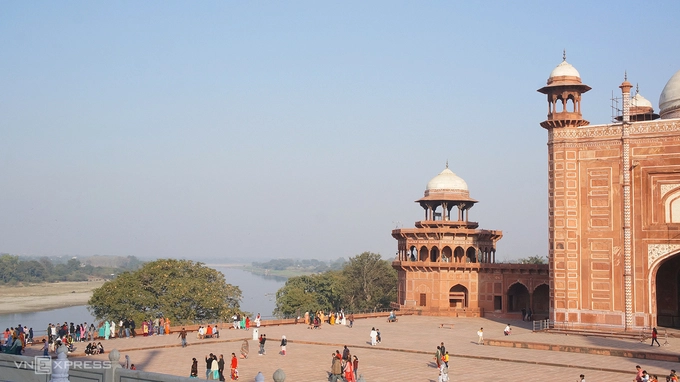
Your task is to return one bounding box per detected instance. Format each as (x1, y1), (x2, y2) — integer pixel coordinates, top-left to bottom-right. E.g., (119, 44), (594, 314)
(449, 284), (468, 308)
(430, 246), (440, 262)
(507, 282), (530, 312)
(441, 246), (452, 263)
(419, 246), (428, 262)
(454, 246), (465, 263)
(532, 283), (549, 316)
(466, 247), (477, 263)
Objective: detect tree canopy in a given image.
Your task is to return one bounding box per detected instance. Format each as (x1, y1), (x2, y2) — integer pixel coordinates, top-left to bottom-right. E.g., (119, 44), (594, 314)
(274, 252), (396, 317)
(88, 259), (241, 324)
(0, 254), (142, 285)
(515, 255), (547, 264)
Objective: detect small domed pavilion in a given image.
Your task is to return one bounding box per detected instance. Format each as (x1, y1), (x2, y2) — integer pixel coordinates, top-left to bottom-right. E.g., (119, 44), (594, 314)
(391, 165), (549, 317)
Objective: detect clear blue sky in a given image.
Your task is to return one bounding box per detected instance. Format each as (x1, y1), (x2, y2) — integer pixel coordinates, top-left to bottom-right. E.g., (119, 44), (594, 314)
(1, 1), (679, 262)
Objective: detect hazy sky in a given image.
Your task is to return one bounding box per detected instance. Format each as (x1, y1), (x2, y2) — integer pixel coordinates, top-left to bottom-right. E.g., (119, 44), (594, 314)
(2, 1), (679, 262)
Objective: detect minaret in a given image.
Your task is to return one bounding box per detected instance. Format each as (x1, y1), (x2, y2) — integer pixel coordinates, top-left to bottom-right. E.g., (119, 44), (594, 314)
(538, 51), (591, 129)
(620, 74), (634, 329)
(537, 54), (590, 324)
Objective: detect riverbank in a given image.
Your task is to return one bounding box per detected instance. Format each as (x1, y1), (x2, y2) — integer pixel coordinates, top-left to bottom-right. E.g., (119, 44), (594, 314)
(0, 281), (105, 314)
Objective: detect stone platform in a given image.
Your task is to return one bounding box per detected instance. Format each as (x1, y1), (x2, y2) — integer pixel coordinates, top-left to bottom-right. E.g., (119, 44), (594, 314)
(24, 316), (680, 381)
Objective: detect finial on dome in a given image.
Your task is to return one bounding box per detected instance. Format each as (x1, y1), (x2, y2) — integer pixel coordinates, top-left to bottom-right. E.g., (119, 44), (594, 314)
(636, 83), (639, 95)
(446, 160), (449, 169)
(563, 49), (566, 61)
(624, 71), (628, 81)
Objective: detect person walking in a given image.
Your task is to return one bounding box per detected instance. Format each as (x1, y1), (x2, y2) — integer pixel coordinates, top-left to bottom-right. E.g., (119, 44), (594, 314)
(218, 354), (225, 381)
(210, 354), (219, 380)
(344, 355), (356, 382)
(230, 353), (238, 380)
(280, 335), (287, 355)
(352, 355), (359, 380)
(634, 365), (643, 382)
(369, 327), (377, 346)
(477, 327), (484, 345)
(178, 328), (188, 348)
(205, 354), (214, 380)
(651, 327), (661, 347)
(258, 334), (266, 355)
(330, 353), (342, 382)
(190, 358), (198, 378)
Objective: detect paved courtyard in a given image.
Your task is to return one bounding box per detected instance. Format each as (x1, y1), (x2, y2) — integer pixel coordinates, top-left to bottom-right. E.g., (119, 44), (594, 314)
(26, 316), (680, 381)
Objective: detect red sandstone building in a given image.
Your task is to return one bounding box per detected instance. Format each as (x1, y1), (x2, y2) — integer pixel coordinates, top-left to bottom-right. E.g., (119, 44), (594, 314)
(393, 57), (680, 330)
(539, 57), (680, 330)
(391, 165), (550, 318)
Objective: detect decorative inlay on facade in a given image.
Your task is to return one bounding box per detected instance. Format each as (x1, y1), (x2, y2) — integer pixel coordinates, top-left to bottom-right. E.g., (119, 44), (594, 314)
(553, 141), (622, 149)
(648, 244), (680, 267)
(550, 121), (680, 140)
(660, 184), (680, 198)
(630, 122), (680, 135)
(552, 125), (622, 139)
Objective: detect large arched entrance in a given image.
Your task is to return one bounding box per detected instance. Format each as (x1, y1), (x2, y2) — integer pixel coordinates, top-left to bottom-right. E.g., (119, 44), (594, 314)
(449, 284), (468, 308)
(656, 254), (680, 328)
(532, 284), (549, 318)
(507, 283), (530, 312)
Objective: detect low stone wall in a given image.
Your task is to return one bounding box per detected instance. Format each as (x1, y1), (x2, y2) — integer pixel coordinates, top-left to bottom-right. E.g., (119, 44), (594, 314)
(0, 353), (50, 382)
(0, 349), (207, 382)
(486, 339), (680, 362)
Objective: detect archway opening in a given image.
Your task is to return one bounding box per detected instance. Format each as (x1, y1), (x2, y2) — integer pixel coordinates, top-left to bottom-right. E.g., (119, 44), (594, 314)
(408, 246), (417, 261)
(449, 284), (468, 308)
(532, 284), (549, 318)
(430, 247), (439, 262)
(454, 246), (464, 263)
(466, 247), (476, 263)
(441, 246), (452, 263)
(419, 246), (428, 262)
(656, 254), (680, 328)
(507, 283), (530, 312)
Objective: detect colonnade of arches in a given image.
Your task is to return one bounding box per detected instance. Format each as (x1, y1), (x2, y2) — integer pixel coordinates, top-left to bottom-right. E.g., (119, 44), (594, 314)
(444, 282), (549, 315)
(399, 245), (496, 264)
(547, 91), (581, 116)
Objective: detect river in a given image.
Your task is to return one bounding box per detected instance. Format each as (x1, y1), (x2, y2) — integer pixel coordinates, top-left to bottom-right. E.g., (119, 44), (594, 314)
(0, 266), (286, 336)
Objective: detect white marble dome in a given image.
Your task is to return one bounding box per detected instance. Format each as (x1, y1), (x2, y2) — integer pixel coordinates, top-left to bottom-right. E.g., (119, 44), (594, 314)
(426, 168), (468, 192)
(660, 69), (680, 119)
(632, 93), (653, 108)
(549, 60), (581, 79)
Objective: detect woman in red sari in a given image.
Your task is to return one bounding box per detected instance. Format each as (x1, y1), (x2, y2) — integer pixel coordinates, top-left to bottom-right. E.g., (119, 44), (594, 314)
(343, 358), (355, 382)
(230, 352), (238, 380)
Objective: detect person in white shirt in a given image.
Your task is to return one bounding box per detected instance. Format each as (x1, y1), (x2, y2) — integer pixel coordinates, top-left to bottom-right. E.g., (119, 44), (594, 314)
(369, 328), (377, 346)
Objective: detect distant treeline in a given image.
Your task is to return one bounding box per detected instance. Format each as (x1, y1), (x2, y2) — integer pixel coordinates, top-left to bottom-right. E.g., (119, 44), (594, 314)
(251, 258), (346, 273)
(0, 254), (143, 285)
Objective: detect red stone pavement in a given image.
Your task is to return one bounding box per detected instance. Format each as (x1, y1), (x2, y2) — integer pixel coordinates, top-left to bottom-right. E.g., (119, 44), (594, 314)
(24, 316), (680, 381)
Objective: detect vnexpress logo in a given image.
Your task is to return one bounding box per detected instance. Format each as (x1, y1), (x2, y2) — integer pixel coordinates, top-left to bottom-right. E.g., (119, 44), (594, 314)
(12, 356), (51, 374)
(35, 357), (51, 374)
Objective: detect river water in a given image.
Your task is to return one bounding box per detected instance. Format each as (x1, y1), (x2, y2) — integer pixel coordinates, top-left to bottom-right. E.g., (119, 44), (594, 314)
(0, 266), (286, 336)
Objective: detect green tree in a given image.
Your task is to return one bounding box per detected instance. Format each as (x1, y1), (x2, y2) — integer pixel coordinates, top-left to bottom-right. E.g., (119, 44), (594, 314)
(273, 252), (397, 317)
(516, 255), (546, 264)
(0, 254), (19, 284)
(341, 252), (397, 312)
(88, 259), (242, 324)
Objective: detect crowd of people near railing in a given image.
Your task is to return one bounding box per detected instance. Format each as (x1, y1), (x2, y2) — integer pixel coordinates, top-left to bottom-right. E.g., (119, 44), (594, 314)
(1, 325), (32, 355)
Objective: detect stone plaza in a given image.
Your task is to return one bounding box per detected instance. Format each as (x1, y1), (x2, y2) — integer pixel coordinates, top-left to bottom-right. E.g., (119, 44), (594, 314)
(14, 315), (680, 381)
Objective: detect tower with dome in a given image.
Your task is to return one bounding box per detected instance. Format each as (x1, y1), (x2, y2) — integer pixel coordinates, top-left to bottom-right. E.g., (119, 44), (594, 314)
(391, 164), (549, 317)
(538, 55), (680, 330)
